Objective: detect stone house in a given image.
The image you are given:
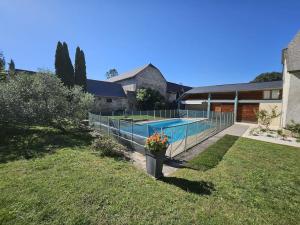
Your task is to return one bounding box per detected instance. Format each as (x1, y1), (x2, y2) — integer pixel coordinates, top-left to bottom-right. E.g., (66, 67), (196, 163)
(90, 63), (191, 112)
(86, 79), (128, 112)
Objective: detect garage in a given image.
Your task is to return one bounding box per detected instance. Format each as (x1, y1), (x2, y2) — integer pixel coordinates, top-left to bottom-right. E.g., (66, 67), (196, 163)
(211, 103), (234, 112)
(237, 103), (259, 123)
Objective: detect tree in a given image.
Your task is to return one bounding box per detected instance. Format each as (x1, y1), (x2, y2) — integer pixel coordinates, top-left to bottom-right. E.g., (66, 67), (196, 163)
(251, 72), (282, 83)
(0, 72), (94, 130)
(0, 51), (6, 81)
(8, 59), (15, 77)
(136, 88), (166, 110)
(105, 68), (118, 79)
(74, 47), (87, 91)
(55, 41), (74, 87)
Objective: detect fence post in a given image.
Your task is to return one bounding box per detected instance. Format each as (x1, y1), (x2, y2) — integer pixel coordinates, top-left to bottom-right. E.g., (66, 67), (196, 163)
(160, 110), (161, 118)
(154, 109), (155, 119)
(118, 119), (120, 140)
(99, 112), (102, 131)
(107, 117), (110, 136)
(131, 120), (133, 141)
(184, 123), (188, 152)
(170, 128), (173, 159)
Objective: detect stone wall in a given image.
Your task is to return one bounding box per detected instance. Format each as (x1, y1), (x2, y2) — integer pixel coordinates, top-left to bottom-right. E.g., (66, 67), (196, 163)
(136, 66), (167, 97)
(285, 72), (300, 125)
(92, 96), (128, 112)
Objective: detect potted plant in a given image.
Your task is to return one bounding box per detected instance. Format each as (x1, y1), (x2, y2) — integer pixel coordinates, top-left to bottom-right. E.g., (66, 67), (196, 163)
(145, 132), (169, 179)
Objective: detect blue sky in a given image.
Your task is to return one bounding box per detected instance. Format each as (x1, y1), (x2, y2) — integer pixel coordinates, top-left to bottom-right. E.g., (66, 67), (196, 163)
(1, 0), (300, 86)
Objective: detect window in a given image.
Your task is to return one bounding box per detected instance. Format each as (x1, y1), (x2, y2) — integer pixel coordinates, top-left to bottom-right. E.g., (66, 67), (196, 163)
(106, 98), (112, 103)
(263, 90), (280, 100)
(263, 90), (271, 99)
(271, 90), (280, 99)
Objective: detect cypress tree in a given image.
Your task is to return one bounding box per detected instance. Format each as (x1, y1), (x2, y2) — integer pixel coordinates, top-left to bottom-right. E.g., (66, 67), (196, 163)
(74, 47), (87, 91)
(8, 59), (15, 77)
(55, 41), (64, 82)
(62, 42), (74, 87)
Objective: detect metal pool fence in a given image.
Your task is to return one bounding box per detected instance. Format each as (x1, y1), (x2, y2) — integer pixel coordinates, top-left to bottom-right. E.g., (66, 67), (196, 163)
(89, 110), (234, 158)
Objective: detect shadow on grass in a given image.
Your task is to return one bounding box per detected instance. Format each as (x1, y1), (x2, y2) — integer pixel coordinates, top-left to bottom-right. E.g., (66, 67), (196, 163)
(162, 176), (215, 195)
(0, 125), (94, 163)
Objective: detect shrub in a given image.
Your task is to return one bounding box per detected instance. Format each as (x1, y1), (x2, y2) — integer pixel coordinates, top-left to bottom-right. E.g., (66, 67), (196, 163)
(91, 134), (126, 157)
(286, 120), (300, 137)
(255, 106), (280, 131)
(136, 88), (166, 110)
(0, 72), (94, 130)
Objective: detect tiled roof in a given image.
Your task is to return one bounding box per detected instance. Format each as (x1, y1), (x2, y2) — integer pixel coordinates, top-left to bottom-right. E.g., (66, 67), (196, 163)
(86, 79), (126, 97)
(107, 63), (158, 82)
(166, 81), (192, 93)
(185, 81), (283, 94)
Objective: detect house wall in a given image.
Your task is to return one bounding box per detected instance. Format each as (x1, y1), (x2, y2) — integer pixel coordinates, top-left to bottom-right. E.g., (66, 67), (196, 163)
(115, 79), (137, 93)
(259, 102), (282, 128)
(185, 103), (208, 111)
(166, 92), (177, 103)
(136, 66), (167, 97)
(92, 96), (128, 112)
(284, 71), (300, 125)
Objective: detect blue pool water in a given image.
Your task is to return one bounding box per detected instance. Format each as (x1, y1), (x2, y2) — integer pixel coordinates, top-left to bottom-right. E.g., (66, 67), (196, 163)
(120, 119), (213, 143)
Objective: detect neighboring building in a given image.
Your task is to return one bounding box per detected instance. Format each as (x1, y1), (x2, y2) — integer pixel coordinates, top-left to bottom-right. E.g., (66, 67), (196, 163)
(180, 30), (300, 128)
(106, 63), (191, 110)
(180, 81), (283, 127)
(86, 79), (128, 112)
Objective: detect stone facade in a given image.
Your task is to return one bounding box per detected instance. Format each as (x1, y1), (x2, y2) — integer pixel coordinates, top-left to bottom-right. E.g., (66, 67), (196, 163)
(113, 64), (167, 97)
(281, 31), (300, 126)
(92, 96), (128, 112)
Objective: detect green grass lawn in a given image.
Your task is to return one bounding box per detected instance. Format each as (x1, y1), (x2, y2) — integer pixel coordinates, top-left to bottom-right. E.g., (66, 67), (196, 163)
(187, 135), (239, 171)
(0, 127), (299, 225)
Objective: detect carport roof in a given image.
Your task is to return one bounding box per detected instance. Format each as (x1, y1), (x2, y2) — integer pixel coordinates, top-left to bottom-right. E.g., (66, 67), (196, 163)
(185, 81), (283, 94)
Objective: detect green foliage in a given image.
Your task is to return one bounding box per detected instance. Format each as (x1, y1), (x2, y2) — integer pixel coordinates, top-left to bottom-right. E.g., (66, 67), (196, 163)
(55, 41), (74, 87)
(0, 51), (7, 81)
(251, 72), (282, 83)
(74, 47), (87, 91)
(255, 106), (280, 130)
(8, 59), (15, 77)
(91, 134), (126, 157)
(136, 88), (166, 110)
(187, 135), (239, 171)
(0, 72), (94, 130)
(105, 68), (118, 79)
(286, 120), (300, 137)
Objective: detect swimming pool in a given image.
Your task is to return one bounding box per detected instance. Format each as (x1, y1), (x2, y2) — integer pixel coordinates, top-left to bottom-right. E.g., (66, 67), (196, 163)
(120, 118), (213, 143)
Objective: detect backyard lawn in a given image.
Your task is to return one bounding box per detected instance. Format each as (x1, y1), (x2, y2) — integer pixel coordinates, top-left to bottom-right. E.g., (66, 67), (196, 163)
(0, 126), (299, 225)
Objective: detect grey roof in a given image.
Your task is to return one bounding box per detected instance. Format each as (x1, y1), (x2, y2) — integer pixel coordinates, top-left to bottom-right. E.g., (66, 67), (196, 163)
(107, 63), (160, 82)
(285, 31), (300, 72)
(185, 81), (283, 94)
(87, 79), (126, 98)
(166, 82), (192, 93)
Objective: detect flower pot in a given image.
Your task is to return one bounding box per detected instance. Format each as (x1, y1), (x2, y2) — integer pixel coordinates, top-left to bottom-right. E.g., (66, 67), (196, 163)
(145, 149), (167, 179)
